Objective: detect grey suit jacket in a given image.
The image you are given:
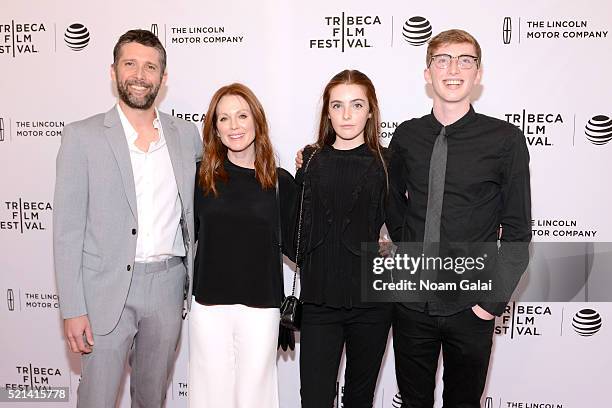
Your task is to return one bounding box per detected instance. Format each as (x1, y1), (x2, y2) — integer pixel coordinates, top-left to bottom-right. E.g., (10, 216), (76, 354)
(53, 106), (202, 335)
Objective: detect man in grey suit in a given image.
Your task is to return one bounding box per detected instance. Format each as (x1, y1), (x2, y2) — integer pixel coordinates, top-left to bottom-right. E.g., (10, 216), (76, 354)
(53, 29), (202, 407)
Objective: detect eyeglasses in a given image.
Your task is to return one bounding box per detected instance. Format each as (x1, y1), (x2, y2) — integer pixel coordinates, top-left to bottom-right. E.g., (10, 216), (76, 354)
(429, 54), (479, 70)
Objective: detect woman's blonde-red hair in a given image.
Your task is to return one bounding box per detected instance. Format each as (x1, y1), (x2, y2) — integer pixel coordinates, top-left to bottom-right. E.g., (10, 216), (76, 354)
(199, 83), (276, 196)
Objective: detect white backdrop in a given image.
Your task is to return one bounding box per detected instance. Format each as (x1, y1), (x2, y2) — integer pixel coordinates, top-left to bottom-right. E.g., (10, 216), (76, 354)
(1, 1), (611, 407)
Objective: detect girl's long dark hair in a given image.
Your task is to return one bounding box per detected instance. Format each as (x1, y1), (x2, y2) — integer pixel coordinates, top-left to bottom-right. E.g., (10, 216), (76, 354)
(315, 69), (388, 190)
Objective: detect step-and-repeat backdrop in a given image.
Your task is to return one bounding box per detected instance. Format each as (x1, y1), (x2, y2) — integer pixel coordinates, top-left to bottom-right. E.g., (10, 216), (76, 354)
(1, 0), (611, 407)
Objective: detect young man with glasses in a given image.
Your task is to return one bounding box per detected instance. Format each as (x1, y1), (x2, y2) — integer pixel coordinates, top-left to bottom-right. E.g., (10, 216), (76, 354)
(386, 29), (532, 407)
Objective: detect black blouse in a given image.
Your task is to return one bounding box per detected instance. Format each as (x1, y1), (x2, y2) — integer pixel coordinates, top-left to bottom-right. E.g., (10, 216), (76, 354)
(193, 159), (297, 308)
(296, 143), (388, 308)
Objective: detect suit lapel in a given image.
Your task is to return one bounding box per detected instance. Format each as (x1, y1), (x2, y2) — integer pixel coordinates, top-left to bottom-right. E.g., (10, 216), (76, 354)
(104, 107), (138, 221)
(160, 112), (185, 205)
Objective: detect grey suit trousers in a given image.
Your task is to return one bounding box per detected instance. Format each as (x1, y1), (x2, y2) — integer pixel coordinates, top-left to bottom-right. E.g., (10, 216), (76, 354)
(77, 259), (185, 408)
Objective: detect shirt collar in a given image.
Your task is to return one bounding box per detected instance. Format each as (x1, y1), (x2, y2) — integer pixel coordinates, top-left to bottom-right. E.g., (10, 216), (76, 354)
(116, 104), (163, 147)
(427, 105), (477, 136)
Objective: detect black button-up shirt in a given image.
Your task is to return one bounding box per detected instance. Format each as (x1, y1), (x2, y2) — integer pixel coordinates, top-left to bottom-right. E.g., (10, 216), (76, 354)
(387, 106), (532, 316)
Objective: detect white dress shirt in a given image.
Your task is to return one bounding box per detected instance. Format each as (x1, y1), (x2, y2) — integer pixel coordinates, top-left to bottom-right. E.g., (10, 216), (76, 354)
(117, 104), (185, 262)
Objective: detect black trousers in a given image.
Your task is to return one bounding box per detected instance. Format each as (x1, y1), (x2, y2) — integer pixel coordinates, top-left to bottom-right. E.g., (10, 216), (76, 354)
(393, 305), (495, 408)
(300, 303), (392, 408)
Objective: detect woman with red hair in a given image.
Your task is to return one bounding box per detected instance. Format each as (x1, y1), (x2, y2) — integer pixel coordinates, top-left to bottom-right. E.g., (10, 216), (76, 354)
(189, 83), (297, 408)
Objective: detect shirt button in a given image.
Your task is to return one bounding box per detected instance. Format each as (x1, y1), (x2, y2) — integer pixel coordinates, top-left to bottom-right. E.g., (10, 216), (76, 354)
(132, 228), (137, 235)
(127, 265), (131, 271)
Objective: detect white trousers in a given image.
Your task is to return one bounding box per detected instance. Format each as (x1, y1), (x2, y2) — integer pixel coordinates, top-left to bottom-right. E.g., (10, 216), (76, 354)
(188, 301), (280, 408)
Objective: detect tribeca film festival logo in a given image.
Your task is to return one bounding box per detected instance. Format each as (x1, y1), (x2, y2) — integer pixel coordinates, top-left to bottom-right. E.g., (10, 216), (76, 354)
(309, 13), (382, 51)
(0, 20), (47, 57)
(64, 23), (90, 51)
(170, 108), (205, 123)
(572, 308), (602, 336)
(6, 363), (65, 392)
(504, 110), (566, 147)
(495, 302), (553, 338)
(402, 16), (432, 46)
(0, 199), (52, 233)
(585, 114), (612, 145)
(501, 16), (608, 44)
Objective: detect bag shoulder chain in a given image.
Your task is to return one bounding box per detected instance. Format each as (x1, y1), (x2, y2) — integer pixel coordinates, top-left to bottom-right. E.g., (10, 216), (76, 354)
(291, 147), (319, 296)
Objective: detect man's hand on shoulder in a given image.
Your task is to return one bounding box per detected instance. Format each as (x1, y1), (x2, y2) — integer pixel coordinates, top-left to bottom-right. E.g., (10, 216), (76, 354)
(64, 315), (94, 354)
(295, 148), (304, 170)
(295, 144), (320, 170)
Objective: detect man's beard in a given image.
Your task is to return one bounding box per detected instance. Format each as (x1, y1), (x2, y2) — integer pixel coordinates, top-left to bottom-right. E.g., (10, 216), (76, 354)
(116, 78), (161, 110)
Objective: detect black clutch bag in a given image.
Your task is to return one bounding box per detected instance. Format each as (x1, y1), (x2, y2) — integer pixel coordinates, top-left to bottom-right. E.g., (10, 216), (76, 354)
(280, 295), (302, 331)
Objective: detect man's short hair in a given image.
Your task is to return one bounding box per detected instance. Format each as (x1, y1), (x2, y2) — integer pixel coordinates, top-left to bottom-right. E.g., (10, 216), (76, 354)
(426, 29), (482, 67)
(113, 29), (167, 73)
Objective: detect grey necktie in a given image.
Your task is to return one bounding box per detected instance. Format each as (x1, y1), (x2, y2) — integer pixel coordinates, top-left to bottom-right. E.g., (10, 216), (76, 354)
(423, 126), (447, 254)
